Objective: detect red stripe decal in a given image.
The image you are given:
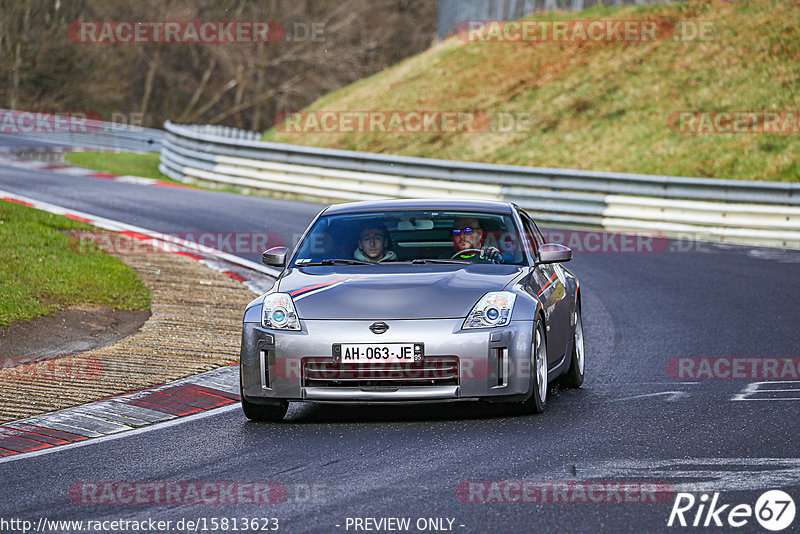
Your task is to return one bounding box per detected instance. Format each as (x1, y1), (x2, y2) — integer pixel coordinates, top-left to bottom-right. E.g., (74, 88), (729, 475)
(290, 275), (361, 297)
(537, 272), (559, 297)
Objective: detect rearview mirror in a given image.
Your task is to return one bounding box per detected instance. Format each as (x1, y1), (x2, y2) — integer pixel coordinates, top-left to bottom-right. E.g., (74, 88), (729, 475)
(536, 243), (572, 264)
(262, 246), (287, 267)
(397, 219), (434, 231)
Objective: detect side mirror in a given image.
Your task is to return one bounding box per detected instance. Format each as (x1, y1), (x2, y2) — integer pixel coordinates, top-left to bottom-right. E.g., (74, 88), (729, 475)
(536, 243), (572, 264)
(262, 246), (287, 267)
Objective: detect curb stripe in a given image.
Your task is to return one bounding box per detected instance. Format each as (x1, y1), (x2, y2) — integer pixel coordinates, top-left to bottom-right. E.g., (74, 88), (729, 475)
(0, 428), (68, 446)
(0, 367), (241, 462)
(223, 271), (245, 282)
(2, 197), (33, 206)
(173, 250), (202, 261)
(12, 424), (87, 442)
(0, 434), (53, 453)
(63, 213), (93, 223)
(160, 386), (232, 407)
(145, 393), (207, 410)
(186, 383), (240, 401)
(125, 398), (199, 417)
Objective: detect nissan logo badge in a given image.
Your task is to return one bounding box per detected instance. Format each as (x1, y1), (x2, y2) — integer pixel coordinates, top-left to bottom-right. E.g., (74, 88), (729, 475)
(369, 321), (389, 334)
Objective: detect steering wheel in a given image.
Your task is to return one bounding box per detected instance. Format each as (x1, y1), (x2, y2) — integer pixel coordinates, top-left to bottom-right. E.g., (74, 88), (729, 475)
(450, 248), (483, 260)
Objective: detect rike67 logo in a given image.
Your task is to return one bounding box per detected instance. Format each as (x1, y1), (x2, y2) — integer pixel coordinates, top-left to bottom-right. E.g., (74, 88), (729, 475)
(668, 490), (796, 531)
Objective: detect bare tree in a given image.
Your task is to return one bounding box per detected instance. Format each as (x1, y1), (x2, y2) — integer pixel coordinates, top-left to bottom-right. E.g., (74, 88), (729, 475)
(0, 0), (437, 130)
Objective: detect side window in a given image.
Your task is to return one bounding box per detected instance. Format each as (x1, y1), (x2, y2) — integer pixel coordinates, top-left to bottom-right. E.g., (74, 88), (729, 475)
(518, 211), (539, 257)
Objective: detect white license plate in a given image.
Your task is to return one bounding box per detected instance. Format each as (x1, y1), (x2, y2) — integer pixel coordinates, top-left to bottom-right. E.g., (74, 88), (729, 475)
(334, 343), (422, 364)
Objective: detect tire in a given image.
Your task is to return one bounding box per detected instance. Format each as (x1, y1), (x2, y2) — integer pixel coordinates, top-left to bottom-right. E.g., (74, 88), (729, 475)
(520, 319), (548, 414)
(559, 299), (585, 389)
(241, 389), (288, 422)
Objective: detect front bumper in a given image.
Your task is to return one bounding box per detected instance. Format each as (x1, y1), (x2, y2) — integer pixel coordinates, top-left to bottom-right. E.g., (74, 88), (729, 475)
(240, 318), (534, 404)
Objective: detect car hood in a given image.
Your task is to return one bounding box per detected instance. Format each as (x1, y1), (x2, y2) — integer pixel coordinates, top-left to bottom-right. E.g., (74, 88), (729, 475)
(277, 265), (523, 320)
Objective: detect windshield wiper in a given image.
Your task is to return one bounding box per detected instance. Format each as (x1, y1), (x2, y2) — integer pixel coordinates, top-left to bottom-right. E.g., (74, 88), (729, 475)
(300, 258), (373, 266)
(410, 258), (470, 264)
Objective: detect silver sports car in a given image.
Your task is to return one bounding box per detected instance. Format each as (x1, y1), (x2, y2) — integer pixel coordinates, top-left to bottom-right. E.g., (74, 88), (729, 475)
(240, 199), (583, 421)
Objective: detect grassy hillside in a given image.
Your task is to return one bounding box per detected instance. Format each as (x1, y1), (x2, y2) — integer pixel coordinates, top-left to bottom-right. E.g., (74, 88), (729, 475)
(265, 0), (800, 181)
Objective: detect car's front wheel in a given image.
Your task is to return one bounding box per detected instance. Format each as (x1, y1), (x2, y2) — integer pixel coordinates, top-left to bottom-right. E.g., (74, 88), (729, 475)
(519, 320), (548, 414)
(241, 390), (288, 422)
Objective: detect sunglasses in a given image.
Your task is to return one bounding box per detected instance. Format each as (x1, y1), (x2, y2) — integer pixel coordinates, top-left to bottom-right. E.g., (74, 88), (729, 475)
(453, 227), (479, 235)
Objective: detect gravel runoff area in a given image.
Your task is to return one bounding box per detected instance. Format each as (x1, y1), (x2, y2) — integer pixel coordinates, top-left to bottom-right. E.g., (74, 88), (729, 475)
(0, 238), (261, 424)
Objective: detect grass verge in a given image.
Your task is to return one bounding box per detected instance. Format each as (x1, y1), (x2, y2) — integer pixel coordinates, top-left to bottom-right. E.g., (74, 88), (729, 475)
(64, 151), (169, 180)
(0, 200), (151, 326)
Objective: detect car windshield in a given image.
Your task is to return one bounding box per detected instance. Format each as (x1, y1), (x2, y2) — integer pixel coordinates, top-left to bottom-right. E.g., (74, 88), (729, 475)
(291, 210), (528, 266)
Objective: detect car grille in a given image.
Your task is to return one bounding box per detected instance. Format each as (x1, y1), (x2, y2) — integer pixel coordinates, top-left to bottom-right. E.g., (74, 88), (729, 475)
(302, 357), (459, 388)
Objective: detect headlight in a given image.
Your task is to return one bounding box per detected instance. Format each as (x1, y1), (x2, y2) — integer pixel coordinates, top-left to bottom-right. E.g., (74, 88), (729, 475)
(463, 291), (516, 329)
(262, 293), (301, 330)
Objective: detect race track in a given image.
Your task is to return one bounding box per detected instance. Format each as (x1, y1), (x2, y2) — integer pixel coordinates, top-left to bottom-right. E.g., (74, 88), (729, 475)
(1, 138), (799, 533)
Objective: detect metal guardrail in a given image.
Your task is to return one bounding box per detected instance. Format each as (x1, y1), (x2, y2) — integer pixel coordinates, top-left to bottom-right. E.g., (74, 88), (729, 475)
(0, 109), (163, 152)
(160, 121), (800, 248)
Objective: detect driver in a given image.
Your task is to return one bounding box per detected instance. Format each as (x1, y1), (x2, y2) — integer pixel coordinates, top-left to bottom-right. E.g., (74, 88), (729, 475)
(354, 222), (397, 262)
(449, 217), (503, 263)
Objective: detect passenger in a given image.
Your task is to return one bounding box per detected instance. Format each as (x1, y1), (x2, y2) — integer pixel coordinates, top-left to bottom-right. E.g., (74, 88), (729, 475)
(354, 223), (397, 263)
(448, 217), (503, 263)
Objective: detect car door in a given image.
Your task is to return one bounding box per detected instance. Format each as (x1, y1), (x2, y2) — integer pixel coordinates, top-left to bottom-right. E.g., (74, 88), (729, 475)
(518, 210), (570, 366)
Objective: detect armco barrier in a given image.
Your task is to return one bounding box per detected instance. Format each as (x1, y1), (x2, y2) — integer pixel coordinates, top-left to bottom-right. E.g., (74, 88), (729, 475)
(0, 109), (163, 152)
(159, 121), (800, 249)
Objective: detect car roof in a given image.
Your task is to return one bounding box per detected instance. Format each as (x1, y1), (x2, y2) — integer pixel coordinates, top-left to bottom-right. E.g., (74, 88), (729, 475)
(322, 198), (515, 216)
